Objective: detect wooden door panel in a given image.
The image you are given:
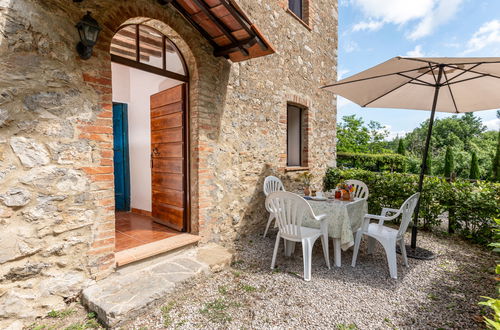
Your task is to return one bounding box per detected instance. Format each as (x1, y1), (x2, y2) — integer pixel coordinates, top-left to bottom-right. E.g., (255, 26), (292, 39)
(151, 127), (183, 143)
(152, 158), (183, 174)
(151, 101), (183, 118)
(152, 142), (183, 158)
(150, 86), (183, 108)
(151, 112), (182, 131)
(152, 203), (184, 231)
(150, 84), (186, 231)
(152, 172), (183, 191)
(152, 189), (183, 207)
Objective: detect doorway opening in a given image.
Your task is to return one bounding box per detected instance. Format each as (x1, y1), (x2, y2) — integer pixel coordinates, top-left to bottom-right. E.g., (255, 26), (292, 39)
(110, 23), (191, 258)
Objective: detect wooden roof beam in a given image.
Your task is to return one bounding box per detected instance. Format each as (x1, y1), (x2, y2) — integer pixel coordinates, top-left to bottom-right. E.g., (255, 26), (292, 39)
(220, 0), (267, 51)
(189, 0), (249, 57)
(213, 36), (257, 57)
(112, 38), (163, 57)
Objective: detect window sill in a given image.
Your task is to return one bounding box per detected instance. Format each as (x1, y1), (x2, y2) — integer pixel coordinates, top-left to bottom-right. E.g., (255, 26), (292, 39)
(286, 9), (312, 31)
(285, 166), (310, 172)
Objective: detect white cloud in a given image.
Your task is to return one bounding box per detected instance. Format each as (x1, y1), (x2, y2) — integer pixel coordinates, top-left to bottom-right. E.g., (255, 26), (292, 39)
(337, 96), (355, 109)
(406, 45), (424, 57)
(344, 40), (359, 53)
(352, 20), (384, 32)
(351, 0), (463, 40)
(484, 117), (500, 131)
(408, 0), (463, 40)
(463, 20), (500, 54)
(385, 125), (409, 140)
(337, 68), (350, 80)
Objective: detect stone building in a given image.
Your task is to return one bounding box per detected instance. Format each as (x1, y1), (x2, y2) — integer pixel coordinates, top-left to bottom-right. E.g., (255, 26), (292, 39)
(0, 0), (337, 325)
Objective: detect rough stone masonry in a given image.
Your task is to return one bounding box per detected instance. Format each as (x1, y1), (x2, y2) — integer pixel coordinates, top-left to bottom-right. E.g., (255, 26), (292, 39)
(0, 0), (337, 326)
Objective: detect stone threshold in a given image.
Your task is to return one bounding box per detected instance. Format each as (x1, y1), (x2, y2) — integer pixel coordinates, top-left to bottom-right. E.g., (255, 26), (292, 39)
(115, 233), (202, 267)
(83, 243), (233, 328)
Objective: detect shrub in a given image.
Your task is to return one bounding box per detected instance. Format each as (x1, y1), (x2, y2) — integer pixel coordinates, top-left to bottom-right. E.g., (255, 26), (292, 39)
(324, 168), (500, 244)
(336, 152), (407, 172)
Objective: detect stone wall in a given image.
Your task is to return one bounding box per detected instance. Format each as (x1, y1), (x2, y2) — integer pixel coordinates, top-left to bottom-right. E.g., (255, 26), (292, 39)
(0, 0), (337, 325)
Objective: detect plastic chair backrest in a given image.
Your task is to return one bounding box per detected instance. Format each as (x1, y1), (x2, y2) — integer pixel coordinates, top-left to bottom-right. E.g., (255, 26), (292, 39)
(397, 193), (420, 238)
(265, 191), (315, 240)
(263, 176), (285, 196)
(345, 179), (369, 200)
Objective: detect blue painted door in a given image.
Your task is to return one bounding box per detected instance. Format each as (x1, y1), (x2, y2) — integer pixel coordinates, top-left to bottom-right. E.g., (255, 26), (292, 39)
(113, 103), (131, 211)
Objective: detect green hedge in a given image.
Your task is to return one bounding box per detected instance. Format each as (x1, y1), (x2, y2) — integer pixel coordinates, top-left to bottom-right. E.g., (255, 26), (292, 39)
(324, 168), (500, 245)
(336, 152), (407, 172)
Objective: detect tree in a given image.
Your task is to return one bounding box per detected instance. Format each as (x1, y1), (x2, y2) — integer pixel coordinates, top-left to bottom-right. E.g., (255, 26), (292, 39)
(492, 130), (500, 181)
(397, 139), (405, 155)
(336, 115), (370, 153)
(336, 115), (389, 153)
(444, 146), (454, 178)
(470, 152), (480, 179)
(424, 152), (432, 175)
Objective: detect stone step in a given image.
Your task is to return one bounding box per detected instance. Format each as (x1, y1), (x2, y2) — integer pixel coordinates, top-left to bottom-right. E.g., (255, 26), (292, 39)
(115, 233), (202, 267)
(82, 243), (232, 328)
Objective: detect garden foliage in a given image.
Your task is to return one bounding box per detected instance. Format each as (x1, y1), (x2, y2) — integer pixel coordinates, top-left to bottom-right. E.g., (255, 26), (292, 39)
(324, 168), (500, 245)
(336, 152), (407, 172)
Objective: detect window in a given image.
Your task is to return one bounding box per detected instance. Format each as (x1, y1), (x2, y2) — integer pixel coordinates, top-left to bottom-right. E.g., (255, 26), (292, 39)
(288, 0), (303, 19)
(110, 24), (188, 82)
(287, 104), (303, 166)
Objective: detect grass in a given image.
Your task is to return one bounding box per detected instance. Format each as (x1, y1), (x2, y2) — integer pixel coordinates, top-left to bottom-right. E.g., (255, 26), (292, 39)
(161, 302), (175, 328)
(240, 284), (257, 293)
(199, 298), (232, 323)
(336, 323), (357, 330)
(47, 309), (75, 319)
(218, 285), (228, 295)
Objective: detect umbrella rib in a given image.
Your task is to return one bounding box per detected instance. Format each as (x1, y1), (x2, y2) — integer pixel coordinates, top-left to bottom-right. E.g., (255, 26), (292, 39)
(321, 66), (431, 88)
(443, 64), (500, 80)
(443, 70), (459, 113)
(428, 63), (438, 84)
(399, 57), (500, 66)
(362, 67), (436, 107)
(445, 74), (489, 86)
(397, 73), (434, 86)
(444, 63), (482, 84)
(408, 81), (434, 87)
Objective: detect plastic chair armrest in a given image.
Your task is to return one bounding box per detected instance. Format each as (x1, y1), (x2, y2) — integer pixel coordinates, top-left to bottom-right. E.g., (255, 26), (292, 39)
(381, 208), (399, 217)
(315, 214), (327, 221)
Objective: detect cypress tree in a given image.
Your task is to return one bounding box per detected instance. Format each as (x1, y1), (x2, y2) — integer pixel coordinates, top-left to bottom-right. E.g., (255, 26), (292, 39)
(444, 147), (454, 179)
(424, 152), (432, 175)
(493, 130), (500, 182)
(397, 139), (405, 155)
(470, 152), (480, 179)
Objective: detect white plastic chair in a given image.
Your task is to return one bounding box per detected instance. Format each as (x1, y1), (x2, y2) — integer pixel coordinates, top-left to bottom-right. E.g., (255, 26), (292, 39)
(263, 176), (285, 237)
(345, 179), (369, 200)
(266, 191), (330, 281)
(351, 193), (420, 279)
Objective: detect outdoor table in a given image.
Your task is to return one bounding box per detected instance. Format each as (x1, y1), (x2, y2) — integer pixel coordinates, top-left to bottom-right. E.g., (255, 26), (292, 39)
(302, 197), (368, 267)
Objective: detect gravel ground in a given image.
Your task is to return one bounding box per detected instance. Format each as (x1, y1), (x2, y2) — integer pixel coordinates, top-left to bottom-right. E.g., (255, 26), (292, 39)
(121, 229), (496, 330)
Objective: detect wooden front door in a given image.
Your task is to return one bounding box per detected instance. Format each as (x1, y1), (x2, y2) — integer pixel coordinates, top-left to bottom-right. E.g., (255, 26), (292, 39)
(150, 84), (187, 232)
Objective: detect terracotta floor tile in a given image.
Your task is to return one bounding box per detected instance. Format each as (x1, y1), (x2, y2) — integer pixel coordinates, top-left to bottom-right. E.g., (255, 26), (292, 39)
(115, 211), (181, 252)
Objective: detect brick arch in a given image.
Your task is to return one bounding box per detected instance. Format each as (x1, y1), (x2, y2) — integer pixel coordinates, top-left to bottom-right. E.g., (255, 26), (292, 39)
(81, 1), (226, 278)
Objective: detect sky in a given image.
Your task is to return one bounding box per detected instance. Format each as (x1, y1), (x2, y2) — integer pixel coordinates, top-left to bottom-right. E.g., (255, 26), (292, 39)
(337, 0), (500, 139)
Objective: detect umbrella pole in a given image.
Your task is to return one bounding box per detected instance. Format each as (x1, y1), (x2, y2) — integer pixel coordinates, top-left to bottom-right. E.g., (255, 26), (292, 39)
(408, 65), (444, 257)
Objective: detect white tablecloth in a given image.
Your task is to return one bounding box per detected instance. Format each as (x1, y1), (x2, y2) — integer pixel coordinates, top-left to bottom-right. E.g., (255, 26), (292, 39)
(302, 198), (368, 251)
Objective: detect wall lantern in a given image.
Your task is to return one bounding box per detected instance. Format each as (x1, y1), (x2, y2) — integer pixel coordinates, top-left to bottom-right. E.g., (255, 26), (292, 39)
(75, 11), (101, 60)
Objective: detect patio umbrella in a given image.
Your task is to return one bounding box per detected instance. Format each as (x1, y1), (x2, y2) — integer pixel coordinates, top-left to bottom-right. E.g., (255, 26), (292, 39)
(322, 57), (500, 259)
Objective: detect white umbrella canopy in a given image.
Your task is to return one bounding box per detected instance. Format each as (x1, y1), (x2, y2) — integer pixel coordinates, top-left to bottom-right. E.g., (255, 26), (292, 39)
(323, 57), (500, 113)
(322, 57), (500, 258)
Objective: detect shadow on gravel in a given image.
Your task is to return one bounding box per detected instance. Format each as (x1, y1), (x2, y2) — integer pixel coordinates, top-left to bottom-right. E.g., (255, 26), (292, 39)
(232, 231), (496, 329)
